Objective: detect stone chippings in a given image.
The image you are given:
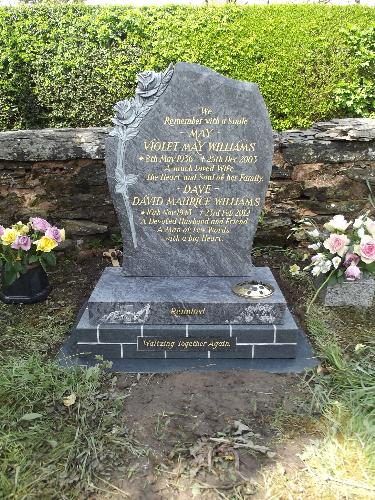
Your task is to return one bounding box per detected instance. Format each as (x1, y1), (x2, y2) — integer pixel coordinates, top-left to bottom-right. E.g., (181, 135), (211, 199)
(0, 119), (373, 244)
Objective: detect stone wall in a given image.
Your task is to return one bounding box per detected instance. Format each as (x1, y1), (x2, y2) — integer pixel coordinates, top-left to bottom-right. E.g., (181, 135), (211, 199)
(1, 118), (374, 246)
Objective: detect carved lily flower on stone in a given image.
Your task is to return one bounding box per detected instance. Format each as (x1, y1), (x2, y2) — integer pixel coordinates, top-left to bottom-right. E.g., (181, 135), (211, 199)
(112, 98), (137, 127)
(136, 70), (162, 98)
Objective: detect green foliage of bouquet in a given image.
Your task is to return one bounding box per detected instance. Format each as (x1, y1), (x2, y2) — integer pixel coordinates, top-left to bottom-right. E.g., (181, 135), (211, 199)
(0, 218), (65, 286)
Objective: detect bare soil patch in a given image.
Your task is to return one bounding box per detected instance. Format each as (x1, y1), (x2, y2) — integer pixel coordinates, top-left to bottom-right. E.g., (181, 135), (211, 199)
(105, 370), (304, 499)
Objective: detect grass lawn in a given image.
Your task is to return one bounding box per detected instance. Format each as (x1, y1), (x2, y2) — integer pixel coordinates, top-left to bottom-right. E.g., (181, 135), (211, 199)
(0, 249), (374, 499)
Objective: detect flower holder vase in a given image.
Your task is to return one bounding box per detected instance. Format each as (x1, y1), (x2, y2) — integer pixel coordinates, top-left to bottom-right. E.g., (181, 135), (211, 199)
(0, 264), (51, 304)
(318, 274), (375, 308)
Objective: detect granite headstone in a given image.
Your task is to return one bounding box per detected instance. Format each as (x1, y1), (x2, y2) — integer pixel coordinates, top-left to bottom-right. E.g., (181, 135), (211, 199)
(106, 62), (273, 276)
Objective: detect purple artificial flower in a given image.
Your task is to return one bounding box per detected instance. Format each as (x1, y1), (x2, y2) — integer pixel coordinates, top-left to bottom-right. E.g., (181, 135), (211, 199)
(343, 252), (360, 268)
(11, 235), (31, 251)
(345, 263), (361, 281)
(0, 225), (4, 236)
(30, 217), (51, 233)
(45, 226), (63, 243)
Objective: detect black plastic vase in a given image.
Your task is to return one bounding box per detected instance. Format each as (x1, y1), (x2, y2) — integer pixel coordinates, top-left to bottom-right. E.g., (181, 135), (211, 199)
(0, 264), (51, 304)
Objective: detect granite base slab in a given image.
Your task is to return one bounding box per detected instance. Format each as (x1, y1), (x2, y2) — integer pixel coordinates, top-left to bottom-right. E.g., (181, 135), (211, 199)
(88, 267), (286, 325)
(57, 329), (318, 374)
(71, 307), (300, 360)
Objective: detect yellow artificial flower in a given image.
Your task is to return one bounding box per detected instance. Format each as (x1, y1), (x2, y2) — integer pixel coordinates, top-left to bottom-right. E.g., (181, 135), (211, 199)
(1, 228), (18, 245)
(17, 224), (30, 235)
(35, 236), (58, 252)
(289, 264), (301, 276)
(12, 221), (29, 235)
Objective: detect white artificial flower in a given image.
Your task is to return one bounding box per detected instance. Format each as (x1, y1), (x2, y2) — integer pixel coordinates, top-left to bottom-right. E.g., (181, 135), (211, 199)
(353, 215), (365, 229)
(321, 260), (332, 273)
(365, 218), (375, 238)
(308, 243), (321, 250)
(332, 256), (341, 269)
(358, 227), (365, 238)
(307, 229), (320, 238)
(324, 214), (351, 232)
(311, 253), (325, 263)
(311, 265), (321, 277)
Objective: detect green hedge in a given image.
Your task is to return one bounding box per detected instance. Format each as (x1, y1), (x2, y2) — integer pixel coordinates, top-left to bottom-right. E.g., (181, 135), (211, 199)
(0, 4), (374, 131)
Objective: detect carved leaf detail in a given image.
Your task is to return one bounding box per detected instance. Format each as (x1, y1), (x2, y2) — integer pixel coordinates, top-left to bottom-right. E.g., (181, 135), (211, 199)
(125, 174), (138, 185)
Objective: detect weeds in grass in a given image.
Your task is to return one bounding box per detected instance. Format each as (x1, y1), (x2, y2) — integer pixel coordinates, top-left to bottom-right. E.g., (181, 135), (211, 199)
(262, 448), (375, 500)
(0, 301), (74, 357)
(258, 276), (375, 500)
(308, 304), (374, 464)
(0, 258), (150, 498)
(261, 303), (375, 499)
(308, 344), (375, 463)
(0, 355), (147, 498)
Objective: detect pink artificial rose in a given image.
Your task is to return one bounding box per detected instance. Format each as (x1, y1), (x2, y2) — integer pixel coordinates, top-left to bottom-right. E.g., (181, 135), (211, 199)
(11, 235), (31, 251)
(323, 233), (350, 257)
(0, 225), (4, 236)
(45, 226), (63, 243)
(345, 263), (361, 281)
(30, 217), (51, 232)
(358, 235), (375, 264)
(343, 253), (360, 268)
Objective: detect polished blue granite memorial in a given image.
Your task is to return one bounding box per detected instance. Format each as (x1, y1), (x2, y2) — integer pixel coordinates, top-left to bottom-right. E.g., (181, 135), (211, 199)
(61, 63), (317, 371)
